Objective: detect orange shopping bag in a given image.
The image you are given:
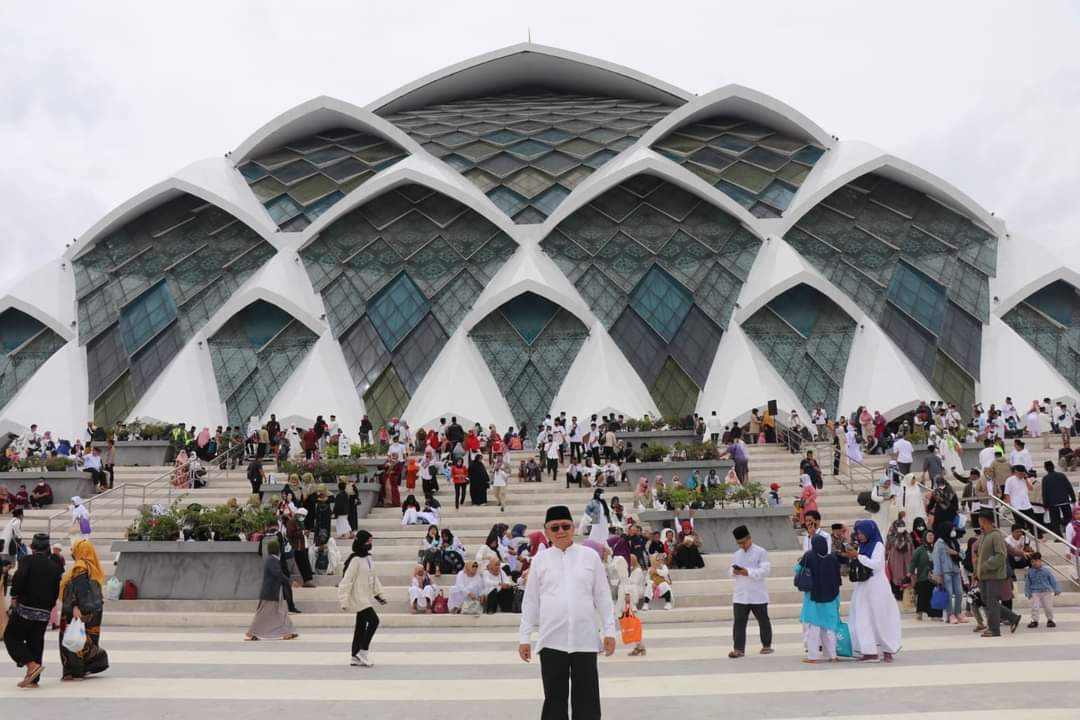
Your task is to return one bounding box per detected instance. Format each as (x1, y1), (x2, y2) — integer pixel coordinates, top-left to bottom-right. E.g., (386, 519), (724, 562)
(619, 609), (642, 645)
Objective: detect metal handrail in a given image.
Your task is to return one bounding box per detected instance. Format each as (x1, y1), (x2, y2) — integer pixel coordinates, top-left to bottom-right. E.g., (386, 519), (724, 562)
(912, 478), (1080, 588)
(43, 442), (244, 538)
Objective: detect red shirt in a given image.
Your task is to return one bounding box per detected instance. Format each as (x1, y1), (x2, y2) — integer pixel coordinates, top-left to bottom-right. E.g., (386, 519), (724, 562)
(452, 465), (468, 485)
(465, 433), (480, 452)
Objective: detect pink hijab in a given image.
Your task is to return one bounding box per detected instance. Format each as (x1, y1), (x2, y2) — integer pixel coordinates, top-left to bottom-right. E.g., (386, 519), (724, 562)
(196, 427), (210, 448)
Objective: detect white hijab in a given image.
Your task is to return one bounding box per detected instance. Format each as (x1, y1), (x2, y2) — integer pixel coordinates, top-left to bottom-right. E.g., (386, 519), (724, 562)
(71, 496), (90, 521)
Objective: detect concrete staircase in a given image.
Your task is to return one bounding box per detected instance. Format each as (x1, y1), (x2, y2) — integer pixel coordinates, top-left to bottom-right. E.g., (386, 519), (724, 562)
(18, 440), (1080, 627)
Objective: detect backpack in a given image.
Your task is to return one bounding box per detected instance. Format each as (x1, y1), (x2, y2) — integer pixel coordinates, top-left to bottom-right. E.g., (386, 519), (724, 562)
(315, 549), (330, 573)
(120, 580), (139, 600)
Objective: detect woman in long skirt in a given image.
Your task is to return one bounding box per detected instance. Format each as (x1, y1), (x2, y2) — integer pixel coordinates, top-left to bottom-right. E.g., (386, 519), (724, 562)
(58, 539), (109, 680)
(795, 534), (842, 663)
(467, 454), (489, 506)
(845, 520), (902, 662)
(245, 540), (298, 641)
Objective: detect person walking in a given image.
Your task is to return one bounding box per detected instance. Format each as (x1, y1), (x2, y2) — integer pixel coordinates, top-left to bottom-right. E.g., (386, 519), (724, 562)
(338, 530), (386, 667)
(974, 509), (1022, 637)
(57, 539), (109, 680)
(4, 533), (62, 688)
(519, 505), (615, 720)
(1040, 460), (1076, 537)
(728, 525), (773, 658)
(245, 540), (298, 641)
(795, 534), (841, 663)
(846, 519), (902, 662)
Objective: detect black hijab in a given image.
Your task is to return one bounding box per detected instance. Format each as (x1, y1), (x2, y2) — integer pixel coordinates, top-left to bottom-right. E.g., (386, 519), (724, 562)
(804, 533), (841, 603)
(344, 530), (373, 572)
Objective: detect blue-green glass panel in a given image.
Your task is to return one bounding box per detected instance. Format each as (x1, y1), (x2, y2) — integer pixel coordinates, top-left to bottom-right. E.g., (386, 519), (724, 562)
(266, 193), (303, 224)
(483, 129), (524, 145)
(366, 272), (430, 351)
(629, 265), (693, 342)
(760, 181), (797, 211)
(534, 128), (572, 144)
(0, 308), (46, 353)
(768, 285), (820, 337)
(507, 139), (550, 159)
(532, 185), (570, 216)
(238, 163), (268, 182)
(715, 181), (757, 209)
(234, 300), (292, 348)
(119, 281), (177, 355)
(583, 149), (618, 169)
(1027, 281), (1075, 326)
(304, 190), (344, 221)
(886, 262), (946, 334)
(487, 186), (529, 217)
(500, 292), (559, 345)
(792, 146), (825, 165)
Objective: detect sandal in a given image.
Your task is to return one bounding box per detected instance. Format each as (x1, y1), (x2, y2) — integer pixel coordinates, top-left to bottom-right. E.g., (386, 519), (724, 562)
(283, 633), (299, 640)
(244, 635), (260, 641)
(801, 659), (818, 664)
(18, 665), (43, 688)
(728, 650), (744, 658)
(760, 647), (774, 654)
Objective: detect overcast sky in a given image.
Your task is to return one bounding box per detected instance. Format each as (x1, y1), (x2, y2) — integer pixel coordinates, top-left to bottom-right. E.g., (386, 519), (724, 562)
(2, 1), (1077, 291)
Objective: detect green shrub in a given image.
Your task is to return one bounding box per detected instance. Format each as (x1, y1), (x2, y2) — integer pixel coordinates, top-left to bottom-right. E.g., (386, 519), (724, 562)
(638, 444), (669, 462)
(672, 442), (720, 461)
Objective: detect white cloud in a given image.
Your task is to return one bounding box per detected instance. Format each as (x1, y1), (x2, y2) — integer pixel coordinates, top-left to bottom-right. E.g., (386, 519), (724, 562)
(1, 0), (1077, 289)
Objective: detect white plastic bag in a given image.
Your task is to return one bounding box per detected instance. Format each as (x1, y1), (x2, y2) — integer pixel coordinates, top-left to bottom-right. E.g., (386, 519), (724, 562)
(62, 618), (87, 653)
(104, 576), (122, 601)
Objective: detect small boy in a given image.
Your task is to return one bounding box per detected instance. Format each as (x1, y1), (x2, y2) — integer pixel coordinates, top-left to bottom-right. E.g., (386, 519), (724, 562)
(767, 482), (781, 507)
(1024, 552), (1061, 628)
(830, 523), (851, 567)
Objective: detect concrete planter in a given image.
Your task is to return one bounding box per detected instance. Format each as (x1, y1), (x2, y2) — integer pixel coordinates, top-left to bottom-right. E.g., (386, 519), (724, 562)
(259, 477), (381, 519)
(617, 430), (702, 447)
(912, 443), (983, 472)
(111, 541), (264, 600)
(638, 506), (793, 553)
(0, 470), (92, 505)
(622, 459), (732, 488)
(113, 440), (174, 466)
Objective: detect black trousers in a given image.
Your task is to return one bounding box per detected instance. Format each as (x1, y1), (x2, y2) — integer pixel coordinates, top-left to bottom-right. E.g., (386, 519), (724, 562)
(570, 442), (582, 463)
(1047, 503), (1072, 537)
(566, 471), (582, 488)
(105, 464), (115, 489)
(732, 602), (772, 652)
(4, 615), (47, 667)
(485, 587), (514, 614)
(278, 554), (298, 610)
(293, 549), (314, 582)
(454, 483), (467, 509)
(980, 579), (1020, 635)
(546, 457), (558, 481)
(539, 648), (600, 720)
(351, 607), (379, 655)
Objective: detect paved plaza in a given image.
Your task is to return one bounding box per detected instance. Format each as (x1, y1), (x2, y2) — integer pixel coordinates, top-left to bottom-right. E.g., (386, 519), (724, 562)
(4, 616), (1080, 718)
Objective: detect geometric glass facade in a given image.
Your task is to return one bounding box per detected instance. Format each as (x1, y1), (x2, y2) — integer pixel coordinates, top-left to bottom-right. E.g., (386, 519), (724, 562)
(784, 172), (996, 409)
(469, 292), (589, 426)
(1002, 280), (1080, 391)
(207, 300), (318, 426)
(742, 284), (857, 417)
(0, 308), (66, 411)
(237, 128), (408, 232)
(72, 193), (277, 427)
(298, 183), (517, 430)
(542, 173), (758, 417)
(381, 93), (680, 223)
(652, 116), (826, 217)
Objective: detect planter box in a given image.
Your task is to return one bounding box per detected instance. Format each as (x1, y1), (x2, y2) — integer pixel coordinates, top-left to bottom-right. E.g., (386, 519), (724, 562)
(0, 470), (93, 505)
(259, 478), (381, 519)
(912, 443), (983, 472)
(617, 430), (702, 447)
(111, 541), (264, 600)
(622, 459), (732, 488)
(638, 506), (793, 553)
(113, 440), (174, 466)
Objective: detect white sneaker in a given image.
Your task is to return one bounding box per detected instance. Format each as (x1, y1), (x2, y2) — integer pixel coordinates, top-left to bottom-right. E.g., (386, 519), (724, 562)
(358, 651), (373, 667)
(641, 603), (650, 612)
(664, 602), (672, 611)
(350, 655), (363, 666)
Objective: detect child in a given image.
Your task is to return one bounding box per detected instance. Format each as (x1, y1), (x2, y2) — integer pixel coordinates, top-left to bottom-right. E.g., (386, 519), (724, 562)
(1024, 552), (1061, 628)
(767, 482), (781, 507)
(492, 461), (508, 511)
(645, 553), (673, 610)
(409, 564), (437, 613)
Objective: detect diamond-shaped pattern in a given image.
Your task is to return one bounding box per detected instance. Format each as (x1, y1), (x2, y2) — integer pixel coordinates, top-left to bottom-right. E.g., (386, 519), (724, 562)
(73, 192), (275, 426)
(786, 171), (995, 401)
(0, 309), (66, 410)
(382, 93), (679, 223)
(742, 284), (857, 417)
(1003, 281), (1080, 392)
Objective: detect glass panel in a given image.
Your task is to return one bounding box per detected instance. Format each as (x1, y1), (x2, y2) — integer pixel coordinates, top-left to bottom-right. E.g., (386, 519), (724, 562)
(365, 272), (431, 351)
(651, 357), (699, 418)
(119, 282), (177, 355)
(792, 146), (825, 165)
(760, 181), (797, 212)
(94, 372), (136, 427)
(668, 305), (722, 387)
(629, 265), (693, 342)
(340, 315), (391, 392)
(886, 262), (947, 334)
(721, 162), (774, 195)
(610, 307), (668, 388)
(499, 292), (560, 345)
(390, 312), (448, 394)
(939, 301), (983, 378)
(363, 366), (410, 433)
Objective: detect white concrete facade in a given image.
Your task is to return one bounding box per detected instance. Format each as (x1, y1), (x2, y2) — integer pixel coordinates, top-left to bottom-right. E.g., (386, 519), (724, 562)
(3, 44), (1075, 438)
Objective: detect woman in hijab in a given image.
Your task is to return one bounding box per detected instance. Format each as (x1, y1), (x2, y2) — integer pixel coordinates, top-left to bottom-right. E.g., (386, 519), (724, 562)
(449, 559), (484, 613)
(911, 516), (929, 547)
(584, 489), (611, 545)
(795, 534), (842, 663)
(58, 539), (109, 680)
(633, 477), (649, 511)
(6, 533), (63, 687)
(195, 427), (211, 460)
(885, 518), (913, 600)
(606, 531), (632, 569)
(928, 477), (959, 528)
(172, 449), (190, 489)
(845, 519), (902, 662)
(897, 474), (926, 525)
(932, 522), (967, 624)
(245, 539), (298, 642)
(337, 531), (385, 666)
(672, 519), (705, 569)
(70, 497), (91, 537)
(467, 454), (489, 506)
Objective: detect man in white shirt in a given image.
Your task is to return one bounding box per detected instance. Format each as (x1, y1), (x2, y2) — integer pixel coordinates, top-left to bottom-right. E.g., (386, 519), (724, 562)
(519, 505), (615, 719)
(893, 435), (914, 474)
(1009, 439), (1033, 473)
(82, 447), (106, 489)
(569, 418), (582, 463)
(387, 438), (406, 463)
(1003, 398), (1019, 426)
(812, 406), (828, 441)
(729, 525), (773, 658)
(801, 511), (832, 553)
(707, 411), (724, 444)
(978, 439), (997, 473)
(1004, 465), (1036, 532)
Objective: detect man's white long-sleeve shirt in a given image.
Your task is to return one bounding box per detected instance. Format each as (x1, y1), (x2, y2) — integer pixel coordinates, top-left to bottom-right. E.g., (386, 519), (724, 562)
(519, 542), (615, 652)
(730, 543), (771, 605)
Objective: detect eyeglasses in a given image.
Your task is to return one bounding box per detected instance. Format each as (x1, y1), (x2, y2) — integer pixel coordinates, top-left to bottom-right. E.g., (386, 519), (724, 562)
(547, 523), (574, 532)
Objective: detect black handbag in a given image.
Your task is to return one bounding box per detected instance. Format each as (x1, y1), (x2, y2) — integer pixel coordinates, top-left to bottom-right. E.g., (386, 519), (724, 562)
(849, 557), (873, 582)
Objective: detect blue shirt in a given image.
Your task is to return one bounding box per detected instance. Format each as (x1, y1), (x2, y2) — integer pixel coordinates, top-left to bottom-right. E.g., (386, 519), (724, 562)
(1024, 566), (1061, 596)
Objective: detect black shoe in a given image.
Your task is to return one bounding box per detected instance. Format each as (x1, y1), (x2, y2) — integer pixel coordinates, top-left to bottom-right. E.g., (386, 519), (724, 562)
(1010, 617), (1021, 633)
(1047, 620), (1057, 628)
(1027, 621), (1038, 629)
(289, 608), (302, 614)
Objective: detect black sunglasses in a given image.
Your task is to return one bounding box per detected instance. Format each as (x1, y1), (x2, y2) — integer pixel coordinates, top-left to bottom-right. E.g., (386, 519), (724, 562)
(547, 523), (574, 532)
